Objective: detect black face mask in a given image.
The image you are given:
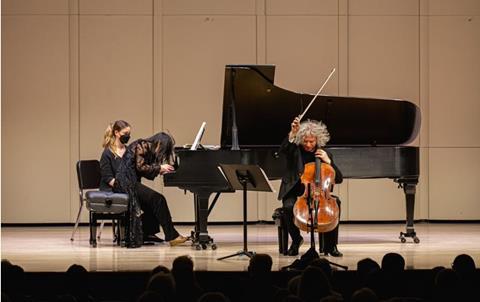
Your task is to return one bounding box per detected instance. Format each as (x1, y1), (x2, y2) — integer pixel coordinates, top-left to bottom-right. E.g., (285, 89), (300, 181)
(119, 134), (130, 144)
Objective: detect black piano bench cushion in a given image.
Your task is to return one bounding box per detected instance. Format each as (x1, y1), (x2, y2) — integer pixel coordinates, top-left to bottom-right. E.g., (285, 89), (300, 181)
(85, 191), (128, 214)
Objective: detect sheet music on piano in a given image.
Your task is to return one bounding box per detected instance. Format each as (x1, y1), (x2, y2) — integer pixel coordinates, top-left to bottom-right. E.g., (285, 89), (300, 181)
(190, 122), (206, 150)
(183, 122), (220, 150)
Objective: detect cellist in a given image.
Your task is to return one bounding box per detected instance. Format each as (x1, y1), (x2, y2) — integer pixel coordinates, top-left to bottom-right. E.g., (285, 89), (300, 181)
(278, 116), (343, 257)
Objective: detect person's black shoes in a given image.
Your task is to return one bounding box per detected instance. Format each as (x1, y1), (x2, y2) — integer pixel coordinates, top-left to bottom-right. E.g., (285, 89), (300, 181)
(143, 235), (165, 244)
(324, 245), (343, 257)
(287, 239), (304, 256)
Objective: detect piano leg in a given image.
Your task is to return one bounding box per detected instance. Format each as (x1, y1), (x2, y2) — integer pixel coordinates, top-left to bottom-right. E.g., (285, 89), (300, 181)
(192, 190), (217, 250)
(398, 180), (420, 244)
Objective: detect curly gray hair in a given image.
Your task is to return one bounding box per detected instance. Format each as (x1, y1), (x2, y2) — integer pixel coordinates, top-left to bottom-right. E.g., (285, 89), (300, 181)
(293, 119), (330, 147)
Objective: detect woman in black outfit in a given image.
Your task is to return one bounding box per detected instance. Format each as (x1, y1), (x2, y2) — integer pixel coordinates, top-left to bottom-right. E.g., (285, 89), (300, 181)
(99, 120), (187, 248)
(278, 116), (343, 257)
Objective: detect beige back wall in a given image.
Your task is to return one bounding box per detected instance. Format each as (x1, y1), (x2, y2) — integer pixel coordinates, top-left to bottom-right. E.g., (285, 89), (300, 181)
(2, 0), (479, 223)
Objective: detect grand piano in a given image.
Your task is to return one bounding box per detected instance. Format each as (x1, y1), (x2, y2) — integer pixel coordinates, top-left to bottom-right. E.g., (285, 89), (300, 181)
(164, 65), (421, 249)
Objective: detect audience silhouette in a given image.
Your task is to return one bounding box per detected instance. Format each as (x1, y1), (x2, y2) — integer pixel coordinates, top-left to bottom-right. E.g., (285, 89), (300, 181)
(171, 255), (203, 302)
(1, 252), (478, 302)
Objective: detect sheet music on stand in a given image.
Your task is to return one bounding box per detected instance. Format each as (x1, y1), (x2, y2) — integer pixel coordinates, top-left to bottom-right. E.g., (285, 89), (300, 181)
(217, 164), (275, 193)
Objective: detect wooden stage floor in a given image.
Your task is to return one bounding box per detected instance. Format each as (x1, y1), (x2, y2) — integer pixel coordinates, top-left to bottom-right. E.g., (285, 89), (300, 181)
(2, 223), (479, 272)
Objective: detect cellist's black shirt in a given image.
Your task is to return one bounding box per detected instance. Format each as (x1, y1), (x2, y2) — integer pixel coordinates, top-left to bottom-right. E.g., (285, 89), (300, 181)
(300, 148), (316, 165)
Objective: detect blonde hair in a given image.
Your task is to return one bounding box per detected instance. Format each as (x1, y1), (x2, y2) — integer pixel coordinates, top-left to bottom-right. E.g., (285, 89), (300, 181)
(293, 119), (330, 147)
(102, 120), (131, 152)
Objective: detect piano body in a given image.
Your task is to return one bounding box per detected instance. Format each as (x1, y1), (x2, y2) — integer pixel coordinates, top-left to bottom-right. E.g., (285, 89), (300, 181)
(164, 65), (421, 249)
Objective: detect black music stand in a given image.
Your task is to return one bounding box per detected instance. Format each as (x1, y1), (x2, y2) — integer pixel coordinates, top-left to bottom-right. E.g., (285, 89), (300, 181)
(217, 164), (274, 260)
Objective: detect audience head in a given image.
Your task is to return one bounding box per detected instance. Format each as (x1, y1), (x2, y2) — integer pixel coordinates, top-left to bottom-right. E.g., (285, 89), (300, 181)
(430, 266), (446, 288)
(1, 260), (14, 289)
(435, 268), (459, 286)
(146, 272), (175, 302)
(136, 290), (165, 302)
(66, 263), (88, 275)
(172, 255), (194, 274)
(310, 258), (333, 279)
(248, 253), (273, 279)
(3, 263), (26, 297)
(2, 259), (13, 268)
(357, 258), (380, 274)
(298, 266), (332, 302)
(432, 265), (445, 274)
(65, 264), (89, 295)
(434, 268), (460, 301)
(197, 292), (230, 302)
(357, 258), (380, 286)
(362, 267), (384, 298)
(150, 264), (170, 276)
(319, 295), (343, 302)
(351, 287), (378, 302)
(283, 295), (303, 302)
(171, 255), (196, 285)
(452, 254), (476, 276)
(272, 288), (290, 302)
(381, 253), (405, 273)
(287, 275), (301, 295)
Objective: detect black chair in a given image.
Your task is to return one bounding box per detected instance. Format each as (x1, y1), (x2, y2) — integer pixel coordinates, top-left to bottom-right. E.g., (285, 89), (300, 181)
(273, 207), (330, 255)
(70, 160), (128, 247)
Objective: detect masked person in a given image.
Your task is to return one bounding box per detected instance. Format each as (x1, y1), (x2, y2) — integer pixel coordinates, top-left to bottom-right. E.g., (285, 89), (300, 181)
(100, 120), (187, 248)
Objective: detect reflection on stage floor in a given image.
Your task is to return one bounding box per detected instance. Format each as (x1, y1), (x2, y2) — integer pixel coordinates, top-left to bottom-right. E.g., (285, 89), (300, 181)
(2, 223), (479, 272)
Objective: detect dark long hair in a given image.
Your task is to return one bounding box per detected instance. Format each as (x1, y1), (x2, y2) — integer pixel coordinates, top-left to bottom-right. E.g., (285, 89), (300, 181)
(146, 132), (175, 164)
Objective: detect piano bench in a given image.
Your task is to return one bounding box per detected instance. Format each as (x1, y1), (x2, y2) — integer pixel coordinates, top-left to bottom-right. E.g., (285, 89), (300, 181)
(272, 207), (289, 255)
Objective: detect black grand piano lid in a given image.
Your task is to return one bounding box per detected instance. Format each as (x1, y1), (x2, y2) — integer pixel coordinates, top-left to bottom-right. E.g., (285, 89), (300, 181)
(220, 65), (421, 148)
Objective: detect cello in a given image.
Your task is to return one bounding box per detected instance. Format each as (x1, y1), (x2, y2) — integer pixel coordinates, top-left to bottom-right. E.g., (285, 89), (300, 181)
(293, 156), (339, 233)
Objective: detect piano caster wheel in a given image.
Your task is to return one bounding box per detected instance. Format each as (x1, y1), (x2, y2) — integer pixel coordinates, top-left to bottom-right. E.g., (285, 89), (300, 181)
(211, 244), (217, 250)
(195, 245), (202, 251)
(91, 242), (97, 248)
(400, 231), (420, 244)
(202, 244), (207, 250)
